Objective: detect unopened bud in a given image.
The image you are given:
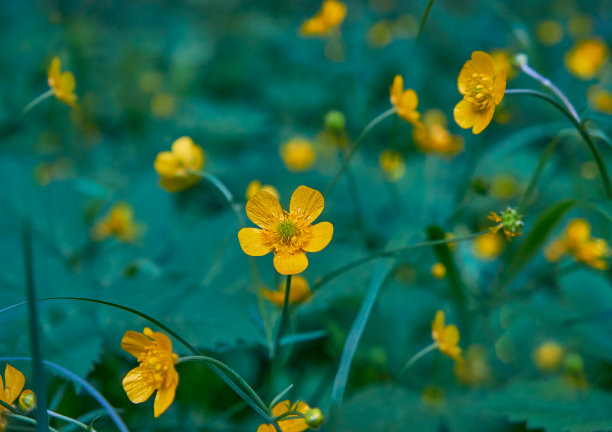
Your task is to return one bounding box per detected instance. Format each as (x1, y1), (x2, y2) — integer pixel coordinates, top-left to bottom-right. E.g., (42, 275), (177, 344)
(18, 390), (36, 412)
(564, 353), (584, 374)
(500, 207), (524, 237)
(324, 110), (345, 132)
(304, 407), (325, 429)
(513, 53), (528, 68)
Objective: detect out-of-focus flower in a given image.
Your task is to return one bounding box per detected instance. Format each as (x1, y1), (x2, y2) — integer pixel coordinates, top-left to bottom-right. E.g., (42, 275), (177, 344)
(431, 262), (446, 279)
(421, 385), (445, 408)
(390, 75), (420, 125)
(490, 174), (518, 199)
(379, 149), (406, 181)
(588, 85), (612, 113)
(151, 93), (176, 118)
(122, 328), (179, 418)
(0, 364), (27, 432)
(488, 207), (524, 240)
(412, 109), (463, 156)
(47, 57), (78, 107)
(262, 275), (312, 306)
(33, 157), (75, 186)
(454, 51), (506, 134)
(300, 0), (346, 36)
(445, 232), (457, 251)
(258, 400), (311, 432)
(367, 20), (393, 48)
(535, 20), (563, 46)
(490, 50), (516, 80)
(154, 137), (204, 192)
(545, 218), (610, 270)
(431, 310), (462, 362)
(281, 138), (316, 172)
(533, 341), (564, 372)
(246, 180), (280, 201)
(565, 39), (609, 80)
(568, 15), (592, 39)
(473, 232), (504, 260)
(454, 344), (492, 386)
(92, 203), (139, 243)
(324, 110), (346, 132)
(238, 186), (333, 275)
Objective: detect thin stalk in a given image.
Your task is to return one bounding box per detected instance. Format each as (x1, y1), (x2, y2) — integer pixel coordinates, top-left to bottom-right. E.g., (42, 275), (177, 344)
(47, 410), (95, 431)
(271, 275), (292, 359)
(400, 343), (438, 375)
(5, 413), (60, 432)
(414, 0), (435, 47)
(22, 89), (54, 116)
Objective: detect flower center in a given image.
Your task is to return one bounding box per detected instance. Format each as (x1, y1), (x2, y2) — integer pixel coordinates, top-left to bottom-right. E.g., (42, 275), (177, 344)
(138, 347), (175, 388)
(277, 220), (298, 242)
(466, 73), (494, 110)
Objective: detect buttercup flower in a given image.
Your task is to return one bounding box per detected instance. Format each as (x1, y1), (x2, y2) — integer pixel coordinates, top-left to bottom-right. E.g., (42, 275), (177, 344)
(588, 86), (612, 114)
(454, 51), (506, 134)
(238, 186), (333, 275)
(431, 310), (462, 362)
(473, 232), (504, 260)
(280, 138), (316, 172)
(121, 328), (179, 418)
(488, 207), (524, 240)
(430, 262), (446, 279)
(300, 0), (347, 36)
(535, 20), (563, 46)
(379, 149), (406, 181)
(390, 75), (420, 125)
(490, 49), (516, 80)
(247, 180), (280, 201)
(412, 109), (463, 156)
(258, 400), (311, 432)
(92, 202), (139, 242)
(47, 57), (78, 107)
(545, 218), (610, 270)
(154, 137), (204, 192)
(262, 275), (312, 306)
(0, 364), (27, 432)
(533, 341), (564, 372)
(454, 344), (492, 386)
(565, 39), (609, 80)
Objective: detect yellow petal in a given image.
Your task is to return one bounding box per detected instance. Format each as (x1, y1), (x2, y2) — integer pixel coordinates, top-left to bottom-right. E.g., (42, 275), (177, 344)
(472, 105), (495, 134)
(431, 310), (445, 341)
(302, 221), (333, 252)
(48, 57), (61, 82)
(60, 72), (76, 93)
(154, 152), (179, 177)
(238, 228), (273, 256)
(493, 69), (506, 104)
(470, 51), (495, 77)
(289, 186), (324, 225)
(274, 250), (308, 275)
(263, 401), (310, 432)
(457, 59), (478, 95)
(151, 331), (173, 354)
(121, 330), (153, 358)
(444, 324), (460, 345)
(171, 137), (196, 164)
(401, 89), (418, 110)
(390, 75), (403, 105)
(154, 382), (177, 417)
(4, 364), (25, 404)
(122, 367), (155, 404)
(246, 191), (283, 229)
(453, 99), (477, 129)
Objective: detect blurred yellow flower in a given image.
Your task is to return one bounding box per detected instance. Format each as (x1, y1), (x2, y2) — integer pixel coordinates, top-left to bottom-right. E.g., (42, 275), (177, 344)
(0, 364), (26, 432)
(533, 341), (564, 372)
(122, 328), (179, 418)
(390, 75), (420, 125)
(412, 109), (463, 156)
(379, 149), (406, 181)
(262, 275), (312, 306)
(92, 202), (139, 243)
(545, 218), (610, 270)
(258, 400), (310, 432)
(454, 51), (506, 134)
(473, 232), (504, 260)
(588, 86), (612, 113)
(488, 207), (524, 240)
(238, 186), (333, 275)
(490, 50), (516, 80)
(47, 57), (78, 107)
(367, 20), (393, 48)
(431, 262), (446, 279)
(300, 0), (346, 36)
(431, 310), (462, 362)
(280, 138), (316, 172)
(421, 384), (445, 408)
(154, 136), (204, 192)
(535, 20), (563, 46)
(454, 344), (492, 386)
(151, 93), (176, 118)
(246, 180), (280, 201)
(565, 39), (610, 80)
(568, 15), (592, 39)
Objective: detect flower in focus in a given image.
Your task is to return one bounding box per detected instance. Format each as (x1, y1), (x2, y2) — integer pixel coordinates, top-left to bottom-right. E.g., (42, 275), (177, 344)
(121, 328), (179, 418)
(246, 180), (280, 201)
(454, 51), (506, 134)
(154, 137), (204, 192)
(564, 38), (610, 80)
(47, 57), (78, 107)
(280, 138), (316, 172)
(0, 364), (26, 432)
(588, 85), (612, 114)
(262, 275), (312, 306)
(545, 218), (610, 270)
(379, 149), (406, 181)
(17, 390), (36, 412)
(430, 262), (446, 279)
(533, 341), (564, 372)
(431, 310), (462, 362)
(238, 186), (333, 275)
(488, 207), (524, 240)
(412, 109), (463, 156)
(300, 0), (347, 36)
(454, 344), (492, 386)
(390, 75), (420, 125)
(92, 202), (139, 243)
(258, 400), (311, 432)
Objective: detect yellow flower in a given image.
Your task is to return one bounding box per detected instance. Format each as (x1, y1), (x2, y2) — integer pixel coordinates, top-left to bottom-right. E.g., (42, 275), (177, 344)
(454, 51), (506, 134)
(121, 328), (179, 418)
(0, 364), (26, 432)
(262, 275), (312, 306)
(430, 262), (446, 279)
(280, 138), (316, 172)
(412, 109), (463, 156)
(379, 149), (406, 181)
(565, 39), (610, 80)
(258, 400), (310, 432)
(535, 20), (563, 46)
(300, 0), (347, 36)
(454, 344), (492, 386)
(490, 50), (516, 80)
(533, 341), (564, 372)
(154, 136), (204, 192)
(238, 186), (333, 275)
(47, 57), (78, 107)
(389, 75), (420, 125)
(92, 202), (139, 242)
(588, 85), (612, 113)
(247, 180), (280, 201)
(431, 310), (462, 362)
(473, 232), (504, 260)
(545, 218), (610, 270)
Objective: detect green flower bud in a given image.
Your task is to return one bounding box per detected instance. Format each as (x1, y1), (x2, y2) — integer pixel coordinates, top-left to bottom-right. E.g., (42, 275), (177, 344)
(304, 407), (325, 429)
(564, 353), (584, 374)
(500, 207), (524, 237)
(18, 390), (36, 412)
(324, 110), (345, 132)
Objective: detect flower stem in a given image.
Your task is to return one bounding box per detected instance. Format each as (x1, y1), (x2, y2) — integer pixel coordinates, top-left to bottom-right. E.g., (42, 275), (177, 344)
(400, 342), (438, 375)
(193, 170), (246, 226)
(5, 413), (60, 432)
(47, 410), (95, 431)
(22, 89), (54, 116)
(271, 275), (292, 359)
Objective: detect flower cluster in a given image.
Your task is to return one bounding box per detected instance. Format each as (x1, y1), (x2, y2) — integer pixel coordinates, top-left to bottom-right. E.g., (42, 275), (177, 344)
(545, 218), (610, 270)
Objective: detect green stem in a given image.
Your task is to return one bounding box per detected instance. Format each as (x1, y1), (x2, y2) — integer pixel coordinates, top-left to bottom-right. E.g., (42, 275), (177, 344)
(193, 170), (246, 226)
(400, 342), (438, 374)
(414, 0), (435, 46)
(271, 275), (292, 359)
(5, 413), (60, 432)
(47, 410), (95, 431)
(22, 89), (54, 116)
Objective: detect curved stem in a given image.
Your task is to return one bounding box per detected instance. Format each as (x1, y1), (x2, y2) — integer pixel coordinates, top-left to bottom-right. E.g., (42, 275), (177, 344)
(193, 170), (246, 226)
(400, 342), (438, 375)
(22, 89), (54, 116)
(271, 275), (292, 359)
(5, 413), (60, 432)
(48, 410), (95, 431)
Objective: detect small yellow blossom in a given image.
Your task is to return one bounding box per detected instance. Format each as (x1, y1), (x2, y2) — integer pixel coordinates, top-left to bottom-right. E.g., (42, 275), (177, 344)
(490, 174), (518, 199)
(565, 39), (610, 80)
(0, 364), (27, 432)
(379, 149), (406, 181)
(92, 203), (139, 242)
(258, 400), (311, 432)
(262, 275), (312, 306)
(246, 180), (280, 201)
(488, 207), (524, 240)
(588, 86), (612, 113)
(431, 310), (462, 362)
(300, 0), (347, 37)
(545, 218), (610, 270)
(367, 20), (393, 48)
(535, 20), (563, 46)
(390, 75), (420, 125)
(122, 328), (179, 418)
(47, 57), (78, 107)
(454, 344), (492, 386)
(430, 262), (446, 279)
(533, 341), (564, 372)
(280, 138), (316, 172)
(154, 137), (204, 192)
(454, 51), (506, 134)
(238, 186), (333, 275)
(473, 232), (504, 260)
(490, 50), (516, 80)
(412, 109), (463, 156)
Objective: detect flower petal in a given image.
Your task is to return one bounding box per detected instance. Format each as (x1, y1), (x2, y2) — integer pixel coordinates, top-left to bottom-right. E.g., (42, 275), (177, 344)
(122, 367), (155, 404)
(154, 381), (177, 418)
(444, 324), (460, 345)
(48, 57), (61, 81)
(472, 105), (495, 134)
(431, 310), (445, 341)
(60, 72), (76, 93)
(151, 331), (173, 354)
(470, 51), (495, 77)
(289, 186), (324, 225)
(246, 190), (283, 229)
(302, 221), (333, 252)
(4, 364), (25, 404)
(171, 137), (196, 164)
(493, 69), (506, 104)
(274, 250), (308, 275)
(453, 99), (477, 129)
(390, 75), (403, 105)
(154, 152), (180, 177)
(238, 228), (273, 256)
(121, 330), (153, 358)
